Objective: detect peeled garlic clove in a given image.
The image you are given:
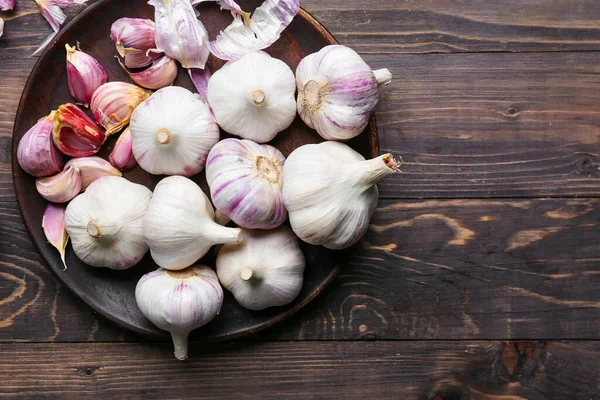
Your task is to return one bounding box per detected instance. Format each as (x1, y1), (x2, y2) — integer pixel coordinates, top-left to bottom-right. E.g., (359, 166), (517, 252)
(217, 226), (305, 310)
(188, 67), (211, 102)
(64, 176), (152, 269)
(91, 82), (151, 136)
(149, 0), (210, 69)
(109, 127), (137, 171)
(64, 156), (122, 189)
(207, 51), (296, 143)
(110, 17), (158, 69)
(119, 55), (178, 90)
(206, 138), (287, 229)
(66, 44), (108, 107)
(42, 203), (69, 270)
(36, 165), (82, 203)
(52, 103), (106, 157)
(17, 111), (65, 177)
(130, 86), (219, 176)
(135, 266), (223, 360)
(296, 45), (392, 141)
(283, 141), (401, 250)
(0, 0), (15, 10)
(144, 176), (242, 270)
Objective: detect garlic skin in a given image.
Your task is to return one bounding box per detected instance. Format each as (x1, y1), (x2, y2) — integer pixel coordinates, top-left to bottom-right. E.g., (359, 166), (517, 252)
(64, 176), (152, 270)
(110, 18), (159, 69)
(207, 51), (296, 143)
(0, 18), (3, 38)
(217, 226), (305, 310)
(296, 45), (392, 141)
(130, 86), (219, 176)
(206, 139), (287, 229)
(283, 142), (401, 250)
(64, 156), (122, 189)
(0, 0), (15, 11)
(144, 176), (241, 271)
(66, 44), (108, 107)
(109, 127), (137, 171)
(42, 203), (69, 270)
(135, 266), (223, 360)
(17, 111), (65, 177)
(52, 103), (106, 157)
(119, 55), (178, 90)
(36, 165), (82, 203)
(188, 67), (211, 102)
(90, 82), (151, 136)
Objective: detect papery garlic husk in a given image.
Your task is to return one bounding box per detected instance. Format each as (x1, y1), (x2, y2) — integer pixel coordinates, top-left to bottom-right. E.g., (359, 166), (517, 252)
(130, 86), (219, 176)
(207, 51), (296, 143)
(64, 156), (122, 189)
(206, 138), (287, 229)
(42, 203), (69, 270)
(296, 45), (392, 141)
(119, 55), (177, 90)
(110, 18), (159, 69)
(52, 103), (106, 157)
(109, 127), (137, 171)
(283, 141), (401, 250)
(192, 0), (250, 26)
(17, 111), (65, 177)
(188, 67), (211, 102)
(91, 82), (151, 136)
(144, 176), (241, 270)
(149, 0), (210, 69)
(32, 0), (88, 56)
(135, 265), (223, 360)
(66, 43), (108, 107)
(217, 226), (305, 310)
(64, 176), (152, 269)
(36, 165), (82, 203)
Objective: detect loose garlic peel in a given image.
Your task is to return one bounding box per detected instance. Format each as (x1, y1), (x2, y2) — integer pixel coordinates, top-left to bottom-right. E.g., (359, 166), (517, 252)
(283, 141), (401, 250)
(217, 226), (305, 311)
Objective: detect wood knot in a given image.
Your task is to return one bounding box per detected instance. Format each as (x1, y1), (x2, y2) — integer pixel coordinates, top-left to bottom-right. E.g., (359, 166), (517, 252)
(499, 341), (546, 382)
(421, 378), (471, 400)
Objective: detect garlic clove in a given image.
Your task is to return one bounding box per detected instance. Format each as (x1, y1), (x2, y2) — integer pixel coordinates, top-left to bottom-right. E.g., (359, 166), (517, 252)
(149, 0), (210, 69)
(0, 18), (3, 38)
(188, 67), (211, 103)
(66, 43), (108, 107)
(135, 265), (223, 360)
(42, 203), (69, 270)
(130, 86), (219, 176)
(90, 82), (151, 136)
(17, 111), (65, 177)
(36, 165), (82, 203)
(109, 127), (137, 171)
(144, 176), (241, 270)
(0, 0), (15, 10)
(119, 55), (178, 90)
(110, 17), (159, 69)
(52, 103), (106, 157)
(64, 156), (122, 189)
(207, 51), (296, 143)
(296, 45), (392, 141)
(206, 138), (287, 229)
(192, 0), (250, 26)
(217, 226), (305, 310)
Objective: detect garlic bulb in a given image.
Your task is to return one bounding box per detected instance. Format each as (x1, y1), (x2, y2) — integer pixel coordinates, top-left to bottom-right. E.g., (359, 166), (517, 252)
(144, 176), (241, 270)
(206, 138), (287, 229)
(217, 226), (305, 310)
(64, 176), (152, 269)
(283, 142), (401, 249)
(296, 45), (392, 141)
(207, 51), (296, 143)
(130, 86), (219, 176)
(17, 111), (64, 177)
(136, 265), (223, 360)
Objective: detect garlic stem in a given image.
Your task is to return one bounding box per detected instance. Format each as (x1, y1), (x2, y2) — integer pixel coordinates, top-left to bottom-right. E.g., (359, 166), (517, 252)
(87, 220), (102, 238)
(373, 68), (392, 88)
(171, 332), (189, 361)
(240, 267), (253, 281)
(252, 90), (265, 105)
(351, 154), (402, 187)
(156, 128), (171, 144)
(206, 222), (242, 246)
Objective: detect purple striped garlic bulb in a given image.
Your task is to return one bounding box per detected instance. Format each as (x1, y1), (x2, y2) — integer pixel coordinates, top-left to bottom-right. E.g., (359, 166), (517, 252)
(206, 139), (287, 230)
(296, 45), (392, 141)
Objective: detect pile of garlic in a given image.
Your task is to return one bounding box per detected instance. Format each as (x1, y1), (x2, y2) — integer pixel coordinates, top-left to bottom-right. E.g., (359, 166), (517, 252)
(16, 0), (401, 361)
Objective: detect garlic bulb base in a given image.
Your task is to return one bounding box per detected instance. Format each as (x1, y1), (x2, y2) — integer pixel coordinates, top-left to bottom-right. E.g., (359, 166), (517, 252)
(374, 68), (392, 87)
(240, 267), (253, 281)
(172, 332), (189, 361)
(255, 156), (280, 183)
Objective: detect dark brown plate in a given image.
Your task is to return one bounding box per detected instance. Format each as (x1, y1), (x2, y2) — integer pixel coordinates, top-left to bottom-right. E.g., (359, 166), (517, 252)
(12, 0), (379, 340)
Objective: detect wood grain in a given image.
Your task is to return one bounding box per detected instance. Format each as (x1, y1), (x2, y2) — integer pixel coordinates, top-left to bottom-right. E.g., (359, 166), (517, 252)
(1, 198), (597, 342)
(0, 341), (598, 399)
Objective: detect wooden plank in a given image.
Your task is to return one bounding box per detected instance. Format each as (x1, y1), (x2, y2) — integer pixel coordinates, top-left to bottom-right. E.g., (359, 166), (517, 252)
(0, 341), (598, 399)
(1, 198), (597, 342)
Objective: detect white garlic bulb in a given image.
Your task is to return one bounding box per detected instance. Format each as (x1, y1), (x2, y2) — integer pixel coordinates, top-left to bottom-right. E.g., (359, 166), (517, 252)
(130, 86), (220, 176)
(144, 176), (242, 270)
(296, 45), (392, 141)
(207, 51), (296, 143)
(217, 226), (305, 310)
(64, 176), (152, 269)
(206, 138), (287, 229)
(283, 141), (401, 250)
(136, 266), (223, 360)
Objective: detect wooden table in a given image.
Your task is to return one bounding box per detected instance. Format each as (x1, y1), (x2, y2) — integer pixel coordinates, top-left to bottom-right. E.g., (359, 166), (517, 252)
(1, 1), (599, 398)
